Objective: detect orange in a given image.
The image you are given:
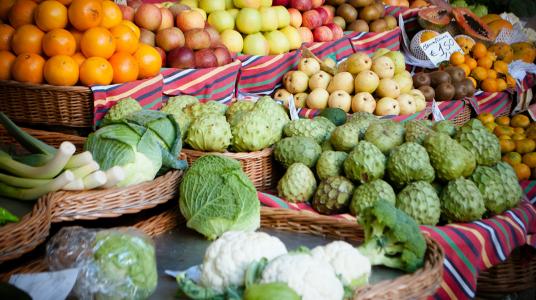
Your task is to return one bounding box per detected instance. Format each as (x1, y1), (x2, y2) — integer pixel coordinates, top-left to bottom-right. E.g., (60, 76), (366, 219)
(11, 53), (45, 84)
(506, 74), (516, 89)
(34, 0), (67, 32)
(42, 28), (76, 56)
(56, 0), (72, 4)
(477, 56), (493, 69)
(110, 24), (138, 54)
(499, 135), (511, 140)
(465, 56), (477, 70)
(79, 56), (113, 85)
(496, 78), (507, 92)
(500, 139), (516, 153)
(481, 78), (498, 92)
(513, 163), (531, 180)
(512, 133), (525, 141)
(511, 114), (530, 128)
(477, 112), (495, 124)
(493, 60), (508, 74)
(485, 51), (497, 62)
(0, 50), (16, 80)
(99, 1), (121, 29)
(487, 69), (497, 79)
(472, 42), (487, 59)
(513, 127), (525, 135)
(120, 20), (139, 39)
(0, 0), (16, 22)
(70, 29), (82, 52)
(71, 51), (85, 66)
(109, 52), (138, 83)
(44, 55), (79, 85)
(0, 23), (14, 51)
(80, 27), (116, 59)
(8, 0), (38, 29)
(522, 152), (536, 168)
(503, 152), (522, 165)
(458, 64), (471, 76)
(68, 0), (102, 31)
(134, 44), (161, 79)
(494, 125), (513, 136)
(471, 66), (488, 81)
(496, 116), (511, 126)
(11, 24), (44, 55)
(515, 139), (536, 154)
(467, 77), (477, 88)
(450, 51), (465, 66)
(485, 122), (497, 132)
(420, 31), (438, 43)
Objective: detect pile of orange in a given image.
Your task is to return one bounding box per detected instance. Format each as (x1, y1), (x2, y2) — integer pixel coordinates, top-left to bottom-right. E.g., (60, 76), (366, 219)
(0, 0), (161, 86)
(449, 41), (516, 93)
(478, 113), (536, 180)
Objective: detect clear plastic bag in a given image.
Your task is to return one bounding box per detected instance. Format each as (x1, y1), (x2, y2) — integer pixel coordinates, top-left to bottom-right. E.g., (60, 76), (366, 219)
(47, 226), (158, 300)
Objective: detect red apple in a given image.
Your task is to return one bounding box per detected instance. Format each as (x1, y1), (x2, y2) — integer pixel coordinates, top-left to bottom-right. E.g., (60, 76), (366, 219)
(185, 29), (211, 50)
(290, 0), (312, 11)
(302, 10), (322, 29)
(118, 5), (134, 21)
(158, 8), (174, 31)
(195, 48), (218, 68)
(156, 27), (185, 51)
(272, 0), (289, 5)
(314, 7), (329, 25)
(127, 0), (142, 10)
(204, 25), (221, 48)
(313, 26), (333, 42)
(177, 10), (205, 32)
(155, 47), (166, 66)
(326, 23), (343, 40)
(298, 26), (314, 43)
(287, 8), (302, 28)
(323, 5), (335, 18)
(311, 0), (324, 8)
(169, 4), (190, 18)
(139, 28), (156, 46)
(168, 46), (195, 69)
(213, 46), (232, 66)
(134, 4), (162, 31)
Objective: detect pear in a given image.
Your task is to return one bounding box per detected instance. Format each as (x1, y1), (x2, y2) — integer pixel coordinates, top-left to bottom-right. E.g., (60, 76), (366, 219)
(371, 56), (395, 79)
(284, 71), (309, 94)
(346, 52), (372, 74)
(393, 73), (413, 94)
(298, 58), (320, 76)
(307, 88), (329, 109)
(309, 71), (332, 90)
(376, 78), (400, 98)
(294, 92), (308, 108)
(328, 90), (352, 112)
(397, 94), (417, 115)
(274, 88), (293, 107)
(327, 72), (354, 94)
(372, 48), (391, 60)
(351, 92), (376, 113)
(375, 97), (400, 116)
(354, 70), (380, 93)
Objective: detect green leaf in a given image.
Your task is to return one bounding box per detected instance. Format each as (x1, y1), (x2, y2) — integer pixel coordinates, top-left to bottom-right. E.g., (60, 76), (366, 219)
(244, 258), (268, 289)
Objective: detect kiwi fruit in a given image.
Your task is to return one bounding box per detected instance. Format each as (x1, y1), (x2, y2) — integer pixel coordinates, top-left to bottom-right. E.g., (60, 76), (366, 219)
(453, 82), (468, 100)
(327, 0), (346, 5)
(412, 72), (431, 88)
(337, 4), (358, 23)
(359, 5), (380, 22)
(435, 82), (455, 101)
(418, 85), (435, 101)
(349, 0), (374, 8)
(383, 15), (397, 30)
(369, 19), (387, 33)
(374, 0), (385, 18)
(444, 66), (465, 83)
(461, 78), (476, 97)
(347, 19), (369, 32)
(430, 71), (451, 88)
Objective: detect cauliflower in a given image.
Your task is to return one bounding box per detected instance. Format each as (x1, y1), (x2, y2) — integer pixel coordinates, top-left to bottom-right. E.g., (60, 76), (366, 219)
(260, 253), (344, 300)
(311, 241), (371, 288)
(200, 231), (287, 293)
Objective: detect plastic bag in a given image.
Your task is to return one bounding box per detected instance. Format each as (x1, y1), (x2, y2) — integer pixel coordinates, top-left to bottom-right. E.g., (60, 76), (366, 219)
(47, 226), (158, 300)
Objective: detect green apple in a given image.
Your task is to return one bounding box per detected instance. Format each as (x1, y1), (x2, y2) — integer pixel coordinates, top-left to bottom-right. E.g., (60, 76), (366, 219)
(233, 0), (261, 8)
(280, 26), (302, 50)
(227, 8), (239, 19)
(236, 8), (262, 34)
(192, 8), (207, 20)
(208, 10), (235, 32)
(273, 6), (290, 29)
(225, 0), (234, 9)
(260, 0), (272, 7)
(260, 7), (278, 32)
(221, 29), (244, 53)
(180, 0), (198, 8)
(265, 30), (290, 55)
(199, 0), (225, 13)
(243, 33), (269, 55)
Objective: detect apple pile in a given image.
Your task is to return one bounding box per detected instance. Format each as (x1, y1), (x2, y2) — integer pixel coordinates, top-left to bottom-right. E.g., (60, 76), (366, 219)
(327, 0), (398, 33)
(274, 49), (427, 116)
(123, 2), (233, 69)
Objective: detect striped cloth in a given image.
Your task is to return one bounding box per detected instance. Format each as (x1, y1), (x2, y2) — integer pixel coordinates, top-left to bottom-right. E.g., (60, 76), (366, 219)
(90, 74), (164, 127)
(347, 27), (401, 55)
(296, 107), (430, 122)
(304, 37), (355, 62)
(473, 91), (513, 116)
(258, 187), (536, 300)
(433, 100), (467, 120)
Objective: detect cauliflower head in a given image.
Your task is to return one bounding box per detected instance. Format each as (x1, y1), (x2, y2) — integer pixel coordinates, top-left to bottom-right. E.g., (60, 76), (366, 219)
(311, 241), (371, 288)
(200, 231), (287, 293)
(260, 253), (344, 300)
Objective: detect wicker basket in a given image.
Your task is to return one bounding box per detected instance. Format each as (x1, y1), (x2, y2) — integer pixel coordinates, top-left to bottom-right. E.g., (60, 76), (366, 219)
(476, 245), (536, 294)
(0, 126), (87, 152)
(182, 147), (276, 192)
(452, 102), (473, 126)
(0, 80), (93, 128)
(0, 206), (444, 299)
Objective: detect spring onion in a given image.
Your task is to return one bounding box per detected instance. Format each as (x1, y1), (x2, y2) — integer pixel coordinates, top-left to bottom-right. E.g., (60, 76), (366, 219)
(0, 170), (75, 200)
(102, 166), (125, 189)
(0, 173), (52, 188)
(69, 161), (99, 179)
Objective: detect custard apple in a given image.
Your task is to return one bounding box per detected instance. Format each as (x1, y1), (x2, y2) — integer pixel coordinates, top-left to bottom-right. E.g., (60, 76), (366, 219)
(330, 123), (360, 152)
(186, 115), (232, 152)
(186, 101), (228, 120)
(253, 96), (290, 142)
(364, 120), (405, 154)
(424, 133), (476, 181)
(102, 97), (142, 125)
(440, 178), (485, 223)
(162, 95), (199, 112)
(347, 112), (377, 123)
(226, 101), (254, 124)
(350, 179), (395, 216)
(433, 120), (457, 137)
(404, 120), (433, 144)
(455, 119), (501, 166)
(312, 176), (355, 214)
(314, 116), (336, 138)
(316, 151), (348, 180)
(169, 109), (191, 139)
(231, 113), (274, 152)
(284, 119), (327, 144)
(321, 139), (334, 151)
(274, 137), (322, 168)
(386, 142), (435, 187)
(396, 181), (441, 225)
(469, 166), (509, 214)
(493, 162), (523, 211)
(344, 141), (386, 184)
(277, 163), (317, 203)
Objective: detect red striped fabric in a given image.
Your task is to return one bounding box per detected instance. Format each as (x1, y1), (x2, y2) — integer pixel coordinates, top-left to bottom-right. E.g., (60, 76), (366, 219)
(90, 74), (164, 127)
(347, 27), (401, 55)
(434, 100), (467, 120)
(296, 107), (430, 121)
(161, 60), (241, 104)
(474, 91), (513, 116)
(305, 37), (355, 61)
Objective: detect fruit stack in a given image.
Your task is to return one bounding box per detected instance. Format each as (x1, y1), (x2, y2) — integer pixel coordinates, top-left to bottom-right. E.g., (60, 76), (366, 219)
(274, 49), (427, 116)
(412, 66), (476, 101)
(327, 0), (397, 33)
(0, 0), (161, 86)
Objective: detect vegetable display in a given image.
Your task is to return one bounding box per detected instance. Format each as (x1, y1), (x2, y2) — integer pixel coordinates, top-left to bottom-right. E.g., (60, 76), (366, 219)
(0, 207), (19, 225)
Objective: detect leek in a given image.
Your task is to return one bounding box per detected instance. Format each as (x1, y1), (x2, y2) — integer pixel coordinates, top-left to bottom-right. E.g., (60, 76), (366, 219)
(69, 161), (99, 179)
(0, 142), (76, 179)
(0, 170), (75, 200)
(64, 151), (93, 169)
(0, 173), (52, 188)
(102, 166), (125, 189)
(63, 171), (107, 190)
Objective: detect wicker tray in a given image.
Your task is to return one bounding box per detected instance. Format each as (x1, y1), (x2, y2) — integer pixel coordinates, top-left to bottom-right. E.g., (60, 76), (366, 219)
(0, 80), (93, 128)
(452, 102), (473, 126)
(1, 206), (444, 299)
(0, 126), (87, 152)
(182, 147), (276, 192)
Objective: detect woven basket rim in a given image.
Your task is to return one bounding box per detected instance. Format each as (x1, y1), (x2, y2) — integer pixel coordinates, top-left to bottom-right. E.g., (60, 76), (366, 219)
(181, 146), (273, 159)
(0, 79), (91, 92)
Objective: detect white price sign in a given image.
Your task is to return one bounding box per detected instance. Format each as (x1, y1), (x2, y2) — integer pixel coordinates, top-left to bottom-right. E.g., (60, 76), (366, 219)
(420, 32), (463, 66)
(431, 99), (445, 121)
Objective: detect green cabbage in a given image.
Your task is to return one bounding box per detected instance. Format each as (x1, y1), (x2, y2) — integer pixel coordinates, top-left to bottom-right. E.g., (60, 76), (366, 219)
(179, 155), (260, 240)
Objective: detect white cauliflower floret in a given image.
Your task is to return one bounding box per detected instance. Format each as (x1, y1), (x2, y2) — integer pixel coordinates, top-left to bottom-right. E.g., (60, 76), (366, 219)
(200, 231), (287, 293)
(260, 253), (344, 300)
(311, 241), (372, 288)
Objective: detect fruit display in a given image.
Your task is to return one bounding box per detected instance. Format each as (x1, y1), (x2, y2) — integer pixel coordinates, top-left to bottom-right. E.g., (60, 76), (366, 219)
(0, 0), (162, 86)
(412, 66), (476, 101)
(273, 115), (522, 225)
(478, 113), (536, 180)
(325, 0), (398, 33)
(274, 49), (427, 116)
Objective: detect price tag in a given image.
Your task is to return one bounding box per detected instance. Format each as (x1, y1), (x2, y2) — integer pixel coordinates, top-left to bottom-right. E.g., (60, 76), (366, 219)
(114, 0), (126, 5)
(287, 94), (300, 121)
(420, 32), (463, 66)
(431, 99), (445, 121)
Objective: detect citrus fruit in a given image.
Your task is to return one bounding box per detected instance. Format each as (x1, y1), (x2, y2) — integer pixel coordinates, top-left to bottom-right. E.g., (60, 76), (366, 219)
(120, 20), (140, 38)
(471, 66), (488, 81)
(11, 24), (44, 55)
(523, 152), (536, 168)
(68, 0), (102, 31)
(499, 139), (515, 153)
(100, 1), (122, 29)
(0, 23), (14, 51)
(44, 55), (79, 86)
(0, 50), (16, 80)
(494, 125), (513, 136)
(496, 78), (507, 92)
(450, 51), (465, 65)
(0, 0), (16, 22)
(481, 78), (498, 92)
(465, 56), (477, 69)
(70, 29), (82, 52)
(11, 53), (45, 84)
(477, 112), (495, 124)
(109, 52), (138, 83)
(513, 163), (531, 180)
(80, 26), (116, 59)
(134, 44), (161, 79)
(493, 60), (508, 74)
(34, 0), (68, 32)
(511, 114), (530, 128)
(487, 69), (497, 80)
(472, 42), (487, 59)
(515, 139), (536, 154)
(79, 56), (113, 85)
(42, 28), (76, 56)
(110, 24), (138, 54)
(477, 56), (493, 69)
(458, 64), (470, 76)
(71, 51), (85, 66)
(8, 0), (38, 29)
